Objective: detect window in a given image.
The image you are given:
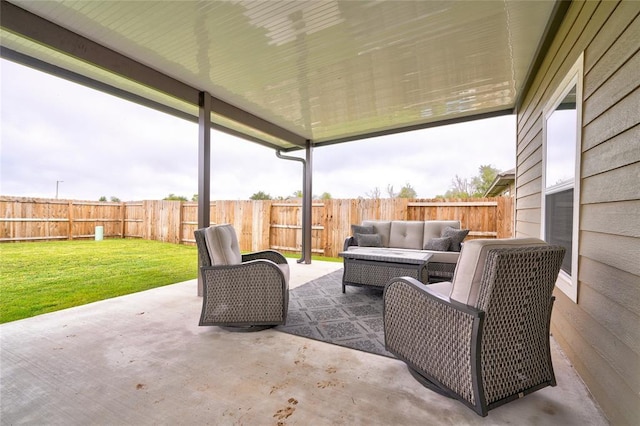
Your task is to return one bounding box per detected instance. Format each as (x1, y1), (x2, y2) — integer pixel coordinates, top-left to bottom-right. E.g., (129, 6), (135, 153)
(542, 54), (583, 303)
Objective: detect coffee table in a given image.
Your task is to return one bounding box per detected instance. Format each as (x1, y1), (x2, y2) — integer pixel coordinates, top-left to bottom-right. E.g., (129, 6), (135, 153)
(338, 247), (433, 293)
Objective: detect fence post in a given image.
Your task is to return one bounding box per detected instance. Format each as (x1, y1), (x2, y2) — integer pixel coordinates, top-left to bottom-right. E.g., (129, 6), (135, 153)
(68, 200), (74, 240)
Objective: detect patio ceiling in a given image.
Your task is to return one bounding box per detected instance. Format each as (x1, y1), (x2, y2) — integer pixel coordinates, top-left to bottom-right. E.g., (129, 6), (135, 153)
(1, 0), (561, 151)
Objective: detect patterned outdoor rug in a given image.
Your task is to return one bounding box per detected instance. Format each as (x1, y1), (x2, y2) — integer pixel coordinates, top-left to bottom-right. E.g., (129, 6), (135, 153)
(275, 269), (394, 358)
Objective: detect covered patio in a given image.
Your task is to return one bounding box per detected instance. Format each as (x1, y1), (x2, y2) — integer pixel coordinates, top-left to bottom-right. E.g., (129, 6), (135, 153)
(1, 261), (607, 425)
(2, 1), (638, 423)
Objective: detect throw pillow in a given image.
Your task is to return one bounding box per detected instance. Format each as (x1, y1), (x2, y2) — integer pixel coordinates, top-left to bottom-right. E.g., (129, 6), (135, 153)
(356, 233), (382, 247)
(351, 224), (374, 245)
(424, 237), (451, 251)
(441, 226), (469, 252)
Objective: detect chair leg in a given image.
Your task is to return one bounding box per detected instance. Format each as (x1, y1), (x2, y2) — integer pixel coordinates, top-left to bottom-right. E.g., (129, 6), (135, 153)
(407, 366), (457, 399)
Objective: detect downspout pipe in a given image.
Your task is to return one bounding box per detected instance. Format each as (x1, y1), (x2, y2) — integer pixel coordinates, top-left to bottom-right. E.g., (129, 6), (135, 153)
(276, 143), (312, 264)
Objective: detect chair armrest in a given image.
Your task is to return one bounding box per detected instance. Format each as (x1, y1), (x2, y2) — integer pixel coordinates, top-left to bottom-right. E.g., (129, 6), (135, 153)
(343, 236), (356, 251)
(202, 260), (287, 289)
(200, 261), (288, 326)
(384, 277), (484, 402)
(242, 250), (287, 265)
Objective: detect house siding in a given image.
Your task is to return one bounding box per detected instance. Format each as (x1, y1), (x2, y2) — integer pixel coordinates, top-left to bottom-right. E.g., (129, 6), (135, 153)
(515, 1), (640, 425)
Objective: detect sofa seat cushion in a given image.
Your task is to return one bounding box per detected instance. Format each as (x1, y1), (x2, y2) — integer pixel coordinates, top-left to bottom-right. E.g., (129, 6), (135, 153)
(389, 221), (425, 250)
(421, 249), (460, 263)
(449, 238), (548, 307)
(362, 220), (392, 247)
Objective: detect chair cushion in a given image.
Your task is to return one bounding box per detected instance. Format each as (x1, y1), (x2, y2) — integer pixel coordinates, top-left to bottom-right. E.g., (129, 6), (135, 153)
(204, 224), (242, 265)
(362, 220), (392, 247)
(278, 262), (290, 284)
(389, 221), (425, 250)
(450, 238), (548, 306)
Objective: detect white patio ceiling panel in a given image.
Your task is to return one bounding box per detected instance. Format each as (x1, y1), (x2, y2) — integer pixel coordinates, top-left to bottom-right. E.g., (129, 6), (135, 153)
(2, 0), (556, 149)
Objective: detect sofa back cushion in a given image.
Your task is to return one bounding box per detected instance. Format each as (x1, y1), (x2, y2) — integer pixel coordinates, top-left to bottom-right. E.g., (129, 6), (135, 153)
(204, 224), (242, 265)
(389, 221), (425, 250)
(423, 220), (461, 248)
(449, 238), (548, 306)
(362, 220), (392, 247)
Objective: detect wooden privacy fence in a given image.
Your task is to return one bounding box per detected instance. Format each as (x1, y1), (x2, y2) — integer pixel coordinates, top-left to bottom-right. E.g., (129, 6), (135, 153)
(1, 196), (513, 258)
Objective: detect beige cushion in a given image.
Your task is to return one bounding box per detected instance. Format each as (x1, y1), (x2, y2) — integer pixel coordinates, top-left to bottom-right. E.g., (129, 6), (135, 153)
(449, 238), (548, 306)
(362, 220), (392, 247)
(423, 220), (460, 248)
(427, 281), (453, 299)
(389, 221), (425, 249)
(278, 262), (290, 283)
(204, 224), (242, 265)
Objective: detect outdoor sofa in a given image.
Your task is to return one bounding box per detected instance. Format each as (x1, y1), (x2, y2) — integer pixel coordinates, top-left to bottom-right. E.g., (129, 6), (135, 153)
(342, 220), (469, 290)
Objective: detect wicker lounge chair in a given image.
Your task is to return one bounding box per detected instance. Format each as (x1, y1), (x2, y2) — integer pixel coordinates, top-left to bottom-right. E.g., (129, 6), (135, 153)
(384, 238), (565, 416)
(194, 224), (289, 331)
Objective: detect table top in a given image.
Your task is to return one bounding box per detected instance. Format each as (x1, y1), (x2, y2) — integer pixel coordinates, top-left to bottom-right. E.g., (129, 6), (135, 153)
(339, 247), (432, 265)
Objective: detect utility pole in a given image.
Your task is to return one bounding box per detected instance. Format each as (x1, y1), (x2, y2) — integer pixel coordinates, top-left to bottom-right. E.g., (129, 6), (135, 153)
(56, 180), (63, 199)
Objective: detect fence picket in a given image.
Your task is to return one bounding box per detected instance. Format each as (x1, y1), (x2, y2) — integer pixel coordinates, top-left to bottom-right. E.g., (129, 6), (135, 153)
(0, 196), (514, 256)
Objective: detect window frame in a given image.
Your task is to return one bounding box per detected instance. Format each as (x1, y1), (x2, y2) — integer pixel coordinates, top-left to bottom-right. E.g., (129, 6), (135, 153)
(541, 53), (583, 303)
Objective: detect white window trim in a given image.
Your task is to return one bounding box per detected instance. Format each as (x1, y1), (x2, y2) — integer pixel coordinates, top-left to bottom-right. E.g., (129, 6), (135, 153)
(541, 53), (583, 303)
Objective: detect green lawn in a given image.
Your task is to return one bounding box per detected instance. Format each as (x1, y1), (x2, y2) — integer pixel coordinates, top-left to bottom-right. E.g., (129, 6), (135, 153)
(0, 239), (342, 324)
(0, 239), (198, 324)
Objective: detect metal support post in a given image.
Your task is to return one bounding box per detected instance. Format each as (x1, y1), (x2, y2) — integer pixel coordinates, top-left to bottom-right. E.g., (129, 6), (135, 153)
(197, 91), (211, 296)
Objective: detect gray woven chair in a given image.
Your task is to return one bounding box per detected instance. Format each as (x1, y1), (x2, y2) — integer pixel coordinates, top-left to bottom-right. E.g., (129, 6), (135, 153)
(194, 224), (289, 331)
(384, 238), (565, 417)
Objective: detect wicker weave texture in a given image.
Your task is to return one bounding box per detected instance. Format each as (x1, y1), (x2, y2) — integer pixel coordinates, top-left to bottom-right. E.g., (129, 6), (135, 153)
(344, 261), (422, 288)
(383, 245), (565, 416)
(194, 229), (212, 267)
(477, 247), (564, 405)
(201, 261), (286, 325)
(384, 280), (477, 404)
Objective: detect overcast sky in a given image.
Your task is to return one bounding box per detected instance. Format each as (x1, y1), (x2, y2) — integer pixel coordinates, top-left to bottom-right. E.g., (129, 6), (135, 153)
(1, 59), (516, 201)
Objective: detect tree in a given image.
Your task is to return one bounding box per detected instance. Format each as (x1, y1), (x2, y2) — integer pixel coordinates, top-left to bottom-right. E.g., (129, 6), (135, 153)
(386, 184), (397, 198)
(191, 194), (198, 202)
(398, 182), (417, 198)
(437, 164), (501, 198)
(250, 191), (272, 200)
(292, 190), (303, 198)
(471, 164), (499, 197)
(99, 195), (121, 202)
(164, 193), (188, 201)
(319, 192), (332, 200)
(365, 187), (381, 199)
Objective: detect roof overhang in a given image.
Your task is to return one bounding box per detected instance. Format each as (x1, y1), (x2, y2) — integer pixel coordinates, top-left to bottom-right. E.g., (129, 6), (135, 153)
(484, 168), (516, 197)
(1, 0), (567, 151)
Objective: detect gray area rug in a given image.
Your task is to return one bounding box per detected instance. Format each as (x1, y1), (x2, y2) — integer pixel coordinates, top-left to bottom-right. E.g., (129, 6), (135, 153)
(276, 269), (394, 358)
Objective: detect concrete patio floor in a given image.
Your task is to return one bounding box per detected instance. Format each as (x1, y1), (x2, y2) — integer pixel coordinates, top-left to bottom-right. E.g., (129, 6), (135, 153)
(1, 260), (608, 425)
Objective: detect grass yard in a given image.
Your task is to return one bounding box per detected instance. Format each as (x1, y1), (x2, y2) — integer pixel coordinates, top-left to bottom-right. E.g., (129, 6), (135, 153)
(0, 239), (198, 324)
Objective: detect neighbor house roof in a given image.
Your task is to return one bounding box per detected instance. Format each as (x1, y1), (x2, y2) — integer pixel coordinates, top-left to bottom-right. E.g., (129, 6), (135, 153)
(0, 0), (565, 151)
(484, 168), (516, 197)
